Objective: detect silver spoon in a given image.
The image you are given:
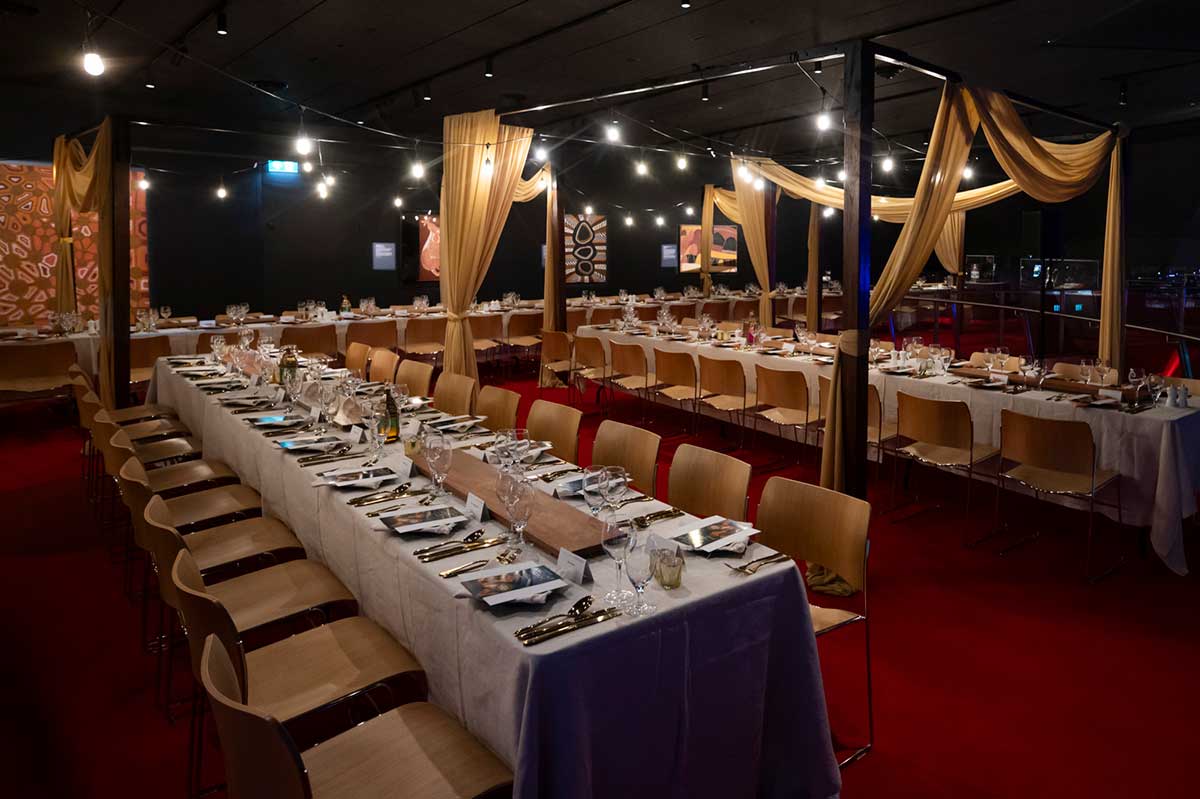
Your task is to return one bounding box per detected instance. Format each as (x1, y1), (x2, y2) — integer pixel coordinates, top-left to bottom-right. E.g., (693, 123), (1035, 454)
(412, 528), (485, 555)
(515, 596), (594, 639)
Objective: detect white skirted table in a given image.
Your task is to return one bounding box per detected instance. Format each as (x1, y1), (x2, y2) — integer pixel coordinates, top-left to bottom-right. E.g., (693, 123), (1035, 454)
(148, 360), (842, 799)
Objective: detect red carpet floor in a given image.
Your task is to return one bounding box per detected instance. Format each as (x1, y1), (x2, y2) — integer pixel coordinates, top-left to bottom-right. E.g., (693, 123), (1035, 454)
(2, 381), (1198, 798)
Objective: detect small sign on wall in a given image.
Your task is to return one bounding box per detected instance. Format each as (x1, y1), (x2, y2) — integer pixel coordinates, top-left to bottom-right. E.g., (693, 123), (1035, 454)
(660, 244), (679, 269)
(372, 241), (397, 271)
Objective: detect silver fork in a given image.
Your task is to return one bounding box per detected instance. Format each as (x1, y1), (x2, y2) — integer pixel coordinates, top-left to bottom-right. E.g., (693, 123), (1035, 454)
(724, 552), (792, 575)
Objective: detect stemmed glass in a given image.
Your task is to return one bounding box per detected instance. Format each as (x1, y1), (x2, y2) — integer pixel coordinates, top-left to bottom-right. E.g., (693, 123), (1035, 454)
(996, 346), (1010, 371)
(362, 399), (388, 465)
(599, 512), (635, 609)
(316, 380), (337, 433)
(505, 479), (535, 553)
(1080, 359), (1094, 385)
(982, 347), (996, 372)
(623, 529), (658, 617)
(1095, 359), (1110, 386)
(581, 465), (609, 516)
(282, 368), (303, 412)
(160, 306), (172, 323)
(423, 428), (453, 499)
(601, 466), (628, 509)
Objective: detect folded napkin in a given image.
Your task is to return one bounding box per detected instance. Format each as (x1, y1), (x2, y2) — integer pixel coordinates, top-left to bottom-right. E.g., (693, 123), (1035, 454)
(805, 562), (855, 596)
(332, 395), (364, 426)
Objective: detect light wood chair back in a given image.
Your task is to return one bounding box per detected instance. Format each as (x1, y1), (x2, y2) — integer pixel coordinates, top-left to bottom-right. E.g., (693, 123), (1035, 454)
(346, 320), (397, 350)
(574, 336), (608, 372)
(756, 476), (870, 591)
(1050, 360), (1118, 385)
(716, 321), (742, 333)
(565, 308), (589, 334)
(896, 391), (973, 450)
(73, 379), (101, 431)
(477, 386), (520, 431)
(470, 313), (503, 341)
(197, 329), (257, 353)
(699, 301), (729, 321)
(635, 305), (659, 322)
(610, 342), (647, 377)
(395, 359), (434, 396)
(403, 316), (447, 349)
(730, 299), (757, 321)
(172, 549), (244, 688)
(1000, 409), (1095, 476)
(143, 494), (190, 609)
(592, 420), (660, 496)
(668, 444), (751, 521)
(526, 399), (583, 463)
(540, 330), (573, 364)
(966, 351), (1020, 373)
(433, 373), (477, 416)
(368, 348), (400, 383)
(280, 324), (337, 357)
(505, 312), (541, 341)
(756, 365), (808, 412)
(93, 415), (127, 476)
(654, 349), (696, 389)
(915, 346), (955, 361)
(0, 339), (77, 388)
(117, 457), (154, 546)
(130, 335), (173, 369)
(699, 355), (746, 399)
(201, 635), (310, 799)
(817, 374), (832, 419)
(345, 342), (371, 378)
(868, 383), (884, 433)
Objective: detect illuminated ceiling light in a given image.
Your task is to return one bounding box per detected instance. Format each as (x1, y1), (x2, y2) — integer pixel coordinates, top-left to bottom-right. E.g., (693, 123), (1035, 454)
(881, 155), (895, 172)
(295, 135), (313, 156)
(137, 177), (150, 191)
(815, 111), (830, 131)
(143, 70), (156, 89)
(216, 8), (228, 36)
(655, 215), (665, 226)
(753, 177), (765, 190)
(82, 49), (105, 76)
(822, 206), (834, 218)
(216, 181), (228, 199)
(605, 124), (621, 142)
(814, 60), (824, 75)
(393, 196), (403, 208)
(484, 56), (494, 79)
(537, 176), (547, 190)
(962, 165), (974, 179)
(836, 168), (847, 181)
(323, 173), (336, 186)
(701, 82), (709, 102)
(584, 204), (594, 215)
(422, 83), (432, 102)
(316, 182), (329, 199)
(534, 146), (548, 162)
(676, 155), (688, 170)
(680, 1), (692, 8)
(624, 215), (634, 226)
(635, 160), (648, 176)
(737, 162), (752, 182)
(685, 205), (694, 216)
(872, 214), (880, 221)
(301, 161), (313, 173)
(814, 176), (826, 188)
(411, 161), (425, 179)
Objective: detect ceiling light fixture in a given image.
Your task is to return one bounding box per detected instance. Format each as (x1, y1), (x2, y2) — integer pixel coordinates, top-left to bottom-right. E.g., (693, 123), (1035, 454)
(295, 135), (313, 156)
(584, 204), (594, 215)
(822, 206), (834, 218)
(815, 88), (830, 130)
(316, 182), (329, 199)
(144, 72), (156, 89)
(216, 180), (228, 200)
(685, 205), (694, 216)
(881, 155), (895, 172)
(625, 215), (634, 226)
(323, 173), (336, 186)
(216, 7), (228, 36)
(837, 168), (847, 181)
(680, 2), (692, 8)
(814, 60), (824, 75)
(676, 154), (688, 170)
(137, 177), (150, 191)
(701, 82), (709, 102)
(635, 160), (648, 176)
(962, 165), (974, 179)
(393, 196), (403, 208)
(301, 161), (313, 173)
(814, 175), (826, 188)
(656, 215), (665, 226)
(605, 124), (621, 142)
(534, 146), (548, 162)
(81, 13), (104, 76)
(753, 177), (764, 190)
(422, 82), (432, 102)
(484, 56), (495, 79)
(738, 162), (752, 183)
(411, 162), (425, 179)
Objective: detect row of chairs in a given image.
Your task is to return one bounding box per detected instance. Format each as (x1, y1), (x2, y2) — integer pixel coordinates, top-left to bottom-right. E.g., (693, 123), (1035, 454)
(68, 365), (516, 799)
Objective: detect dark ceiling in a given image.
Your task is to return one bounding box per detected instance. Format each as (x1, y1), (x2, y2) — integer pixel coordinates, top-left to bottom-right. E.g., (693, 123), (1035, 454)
(3, 0), (1199, 170)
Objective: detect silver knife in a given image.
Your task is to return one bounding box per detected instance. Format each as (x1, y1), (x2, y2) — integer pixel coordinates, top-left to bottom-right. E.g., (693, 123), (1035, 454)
(521, 609), (623, 646)
(438, 559), (490, 579)
(300, 453), (364, 468)
(353, 489), (429, 508)
(418, 538), (506, 563)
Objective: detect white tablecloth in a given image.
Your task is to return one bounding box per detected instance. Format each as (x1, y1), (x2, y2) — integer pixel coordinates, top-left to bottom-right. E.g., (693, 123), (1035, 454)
(577, 326), (1200, 576)
(149, 361), (841, 799)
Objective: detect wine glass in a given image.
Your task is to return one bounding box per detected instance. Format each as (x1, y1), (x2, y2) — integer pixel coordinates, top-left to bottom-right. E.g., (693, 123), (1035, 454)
(1080, 359), (1094, 385)
(601, 465), (627, 510)
(600, 513), (635, 608)
(282, 368), (303, 412)
(623, 529), (658, 617)
(423, 428), (452, 499)
(316, 380), (337, 433)
(505, 479), (535, 553)
(581, 465), (608, 517)
(160, 305), (172, 322)
(997, 346), (1010, 371)
(982, 347), (996, 372)
(1147, 373), (1165, 406)
(1095, 359), (1110, 386)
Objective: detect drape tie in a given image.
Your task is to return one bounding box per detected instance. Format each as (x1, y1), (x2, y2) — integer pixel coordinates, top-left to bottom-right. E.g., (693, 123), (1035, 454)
(446, 311), (467, 322)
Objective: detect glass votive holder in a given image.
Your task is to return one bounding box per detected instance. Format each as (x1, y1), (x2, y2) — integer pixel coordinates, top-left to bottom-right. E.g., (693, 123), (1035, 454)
(655, 552), (684, 589)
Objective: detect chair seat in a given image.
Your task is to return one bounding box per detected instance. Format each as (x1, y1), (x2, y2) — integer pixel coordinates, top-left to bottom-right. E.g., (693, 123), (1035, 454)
(122, 417), (191, 442)
(130, 366), (156, 384)
(900, 441), (999, 468)
(187, 516), (304, 573)
(472, 338), (500, 351)
(145, 459), (238, 495)
(210, 559), (353, 633)
(758, 406), (809, 427)
(303, 702), (512, 799)
(406, 343), (444, 355)
(508, 335), (542, 348)
(868, 420), (899, 445)
(615, 373), (658, 391)
(578, 367), (609, 381)
(166, 484), (261, 529)
(542, 359), (574, 373)
(245, 617), (423, 723)
(809, 604), (864, 635)
(1003, 463), (1119, 495)
(107, 403), (175, 424)
(657, 384), (696, 402)
(134, 436), (202, 468)
(701, 392), (756, 412)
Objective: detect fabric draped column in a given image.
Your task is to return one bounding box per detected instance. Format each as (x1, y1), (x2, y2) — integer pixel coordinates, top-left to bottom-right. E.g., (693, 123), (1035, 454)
(806, 203), (821, 332)
(439, 110), (534, 381)
(699, 185), (715, 296)
(730, 161), (775, 322)
(541, 168), (564, 333)
(1098, 140), (1125, 366)
(934, 211), (966, 274)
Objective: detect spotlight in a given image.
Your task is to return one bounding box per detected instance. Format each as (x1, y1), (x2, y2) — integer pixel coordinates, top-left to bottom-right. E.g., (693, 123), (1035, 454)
(137, 177), (150, 191)
(534, 146), (548, 162)
(836, 168), (847, 181)
(753, 177), (764, 190)
(301, 161), (313, 173)
(816, 112), (831, 131)
(625, 215), (634, 226)
(676, 155), (688, 170)
(144, 70), (156, 89)
(484, 56), (494, 79)
(701, 82), (710, 102)
(295, 135), (313, 156)
(822, 206), (834, 218)
(962, 165), (974, 180)
(685, 205), (694, 216)
(655, 215), (665, 226)
(323, 174), (336, 186)
(872, 214), (880, 221)
(82, 50), (105, 76)
(881, 156), (895, 172)
(738, 163), (752, 183)
(216, 9), (228, 36)
(584, 205), (594, 215)
(316, 182), (329, 199)
(216, 184), (228, 200)
(422, 82), (432, 102)
(411, 162), (425, 179)
(1118, 81), (1128, 107)
(680, 1), (691, 8)
(814, 60), (823, 75)
(814, 176), (826, 189)
(635, 161), (648, 176)
(605, 124), (621, 142)
(393, 196), (404, 208)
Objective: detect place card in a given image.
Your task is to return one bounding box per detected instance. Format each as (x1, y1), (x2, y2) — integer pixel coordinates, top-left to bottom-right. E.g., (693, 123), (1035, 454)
(350, 425), (366, 444)
(555, 547), (593, 585)
(465, 491), (488, 522)
(394, 454), (414, 479)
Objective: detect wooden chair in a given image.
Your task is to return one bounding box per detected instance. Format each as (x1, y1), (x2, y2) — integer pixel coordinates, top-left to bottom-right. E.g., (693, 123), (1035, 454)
(572, 335), (612, 408)
(890, 392), (998, 515)
(433, 373), (478, 416)
(967, 351), (1020, 373)
(1165, 374), (1200, 395)
(201, 635), (512, 799)
(106, 418), (202, 471)
(504, 312), (542, 362)
(477, 386), (520, 432)
(755, 476), (873, 766)
(699, 300), (730, 321)
(346, 320), (398, 351)
(281, 324), (338, 359)
(635, 305), (659, 322)
(668, 443), (751, 520)
(345, 342), (371, 379)
(0, 339), (77, 397)
(754, 365), (814, 451)
(653, 348), (700, 429)
(395, 359), (434, 397)
(565, 307), (589, 336)
(995, 409), (1124, 580)
(611, 341), (657, 396)
(698, 355), (755, 440)
(539, 329), (575, 397)
(132, 474), (263, 535)
(470, 313), (504, 365)
(587, 306), (621, 326)
(591, 420), (661, 497)
(130, 335), (173, 383)
(368, 348), (400, 384)
(866, 383), (896, 465)
(526, 398), (582, 464)
(730, 298), (758, 321)
(111, 415), (191, 444)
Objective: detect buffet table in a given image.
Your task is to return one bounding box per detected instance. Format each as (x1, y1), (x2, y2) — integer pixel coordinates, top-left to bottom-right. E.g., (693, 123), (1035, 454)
(576, 325), (1200, 576)
(149, 360), (841, 799)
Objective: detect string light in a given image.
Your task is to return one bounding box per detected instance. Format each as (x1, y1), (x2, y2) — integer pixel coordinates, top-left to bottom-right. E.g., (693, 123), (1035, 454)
(676, 155), (688, 170)
(82, 49), (105, 76)
(216, 7), (228, 35)
(137, 177), (150, 191)
(836, 168), (847, 181)
(484, 56), (494, 79)
(584, 205), (594, 215)
(605, 124), (621, 142)
(815, 88), (830, 130)
(323, 173), (336, 186)
(481, 144), (494, 178)
(316, 182), (329, 199)
(295, 135), (313, 156)
(411, 162), (425, 179)
(685, 206), (695, 216)
(881, 155), (895, 172)
(962, 165), (974, 179)
(302, 161), (313, 173)
(625, 215), (634, 226)
(737, 162), (753, 183)
(534, 146), (548, 162)
(635, 160), (648, 176)
(822, 206), (835, 218)
(216, 180), (228, 199)
(814, 176), (826, 188)
(655, 216), (665, 226)
(393, 196), (403, 208)
(753, 177), (765, 190)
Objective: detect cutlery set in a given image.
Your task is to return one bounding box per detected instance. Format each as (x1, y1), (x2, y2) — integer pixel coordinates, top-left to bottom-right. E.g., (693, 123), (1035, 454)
(417, 537), (507, 563)
(724, 552), (792, 575)
(624, 508), (685, 530)
(518, 607), (623, 646)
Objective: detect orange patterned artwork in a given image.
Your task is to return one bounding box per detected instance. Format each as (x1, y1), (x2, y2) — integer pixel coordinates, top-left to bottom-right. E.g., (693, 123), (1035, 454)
(0, 162), (149, 326)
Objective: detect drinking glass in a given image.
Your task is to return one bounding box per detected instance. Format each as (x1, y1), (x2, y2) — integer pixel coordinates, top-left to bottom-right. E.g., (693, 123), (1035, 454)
(601, 465), (627, 509)
(599, 513), (635, 608)
(1095, 359), (1110, 386)
(624, 530), (658, 617)
(160, 305), (172, 321)
(997, 346), (1010, 370)
(505, 479), (535, 552)
(209, 334), (226, 364)
(983, 347), (996, 372)
(1080, 359), (1094, 385)
(423, 428), (452, 498)
(282, 369), (303, 411)
(316, 381), (337, 433)
(581, 465), (608, 516)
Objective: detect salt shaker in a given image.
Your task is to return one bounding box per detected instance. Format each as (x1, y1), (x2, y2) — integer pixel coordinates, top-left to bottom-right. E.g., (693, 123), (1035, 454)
(1167, 385), (1178, 407)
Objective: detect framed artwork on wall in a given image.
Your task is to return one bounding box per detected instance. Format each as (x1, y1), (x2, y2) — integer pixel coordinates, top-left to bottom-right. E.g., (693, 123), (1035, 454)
(564, 213), (606, 283)
(417, 214), (440, 282)
(679, 223), (738, 273)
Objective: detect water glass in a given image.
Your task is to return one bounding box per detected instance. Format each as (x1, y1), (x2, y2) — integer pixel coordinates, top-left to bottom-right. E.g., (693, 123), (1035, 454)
(624, 530), (657, 617)
(423, 428), (452, 497)
(1080, 359), (1094, 385)
(600, 513), (635, 608)
(506, 479), (535, 552)
(1147, 373), (1165, 406)
(601, 466), (628, 509)
(581, 465), (608, 516)
(160, 305), (172, 321)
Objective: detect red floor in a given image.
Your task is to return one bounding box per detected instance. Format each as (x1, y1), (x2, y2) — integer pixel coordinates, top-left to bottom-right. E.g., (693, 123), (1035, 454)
(2, 382), (1198, 798)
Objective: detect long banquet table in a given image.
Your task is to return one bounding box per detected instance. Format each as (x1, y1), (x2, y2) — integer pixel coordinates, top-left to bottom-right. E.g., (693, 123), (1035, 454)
(148, 360), (842, 799)
(576, 325), (1200, 577)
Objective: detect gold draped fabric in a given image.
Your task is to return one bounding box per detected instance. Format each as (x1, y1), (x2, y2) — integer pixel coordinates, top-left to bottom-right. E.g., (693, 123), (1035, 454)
(439, 110), (533, 381)
(513, 163), (550, 202)
(934, 210), (966, 274)
(711, 186), (740, 223)
(541, 169), (563, 334)
(1098, 140), (1125, 365)
(699, 185), (715, 296)
(730, 162), (774, 321)
(806, 203), (820, 332)
(53, 118), (115, 407)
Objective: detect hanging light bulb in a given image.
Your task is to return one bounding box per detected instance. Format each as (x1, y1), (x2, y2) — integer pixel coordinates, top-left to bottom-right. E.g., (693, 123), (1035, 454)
(753, 177), (765, 190)
(534, 146), (548, 162)
(680, 1), (692, 7)
(411, 162), (425, 179)
(962, 165), (974, 179)
(393, 196), (404, 208)
(816, 111), (831, 131)
(301, 161), (313, 173)
(143, 70), (156, 89)
(481, 144), (494, 178)
(323, 173), (336, 186)
(422, 82), (432, 102)
(738, 162), (752, 183)
(814, 176), (826, 189)
(605, 124), (621, 142)
(216, 181), (228, 199)
(584, 205), (594, 215)
(137, 177), (150, 191)
(701, 82), (710, 102)
(216, 7), (229, 35)
(316, 182), (329, 199)
(295, 135), (313, 156)
(537, 175), (547, 190)
(484, 56), (495, 79)
(676, 155), (688, 170)
(872, 214), (880, 221)
(82, 49), (105, 76)
(881, 155), (895, 172)
(822, 206), (835, 218)
(635, 160), (648, 176)
(685, 206), (695, 216)
(624, 215), (634, 226)
(655, 215), (665, 226)
(837, 168), (847, 181)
